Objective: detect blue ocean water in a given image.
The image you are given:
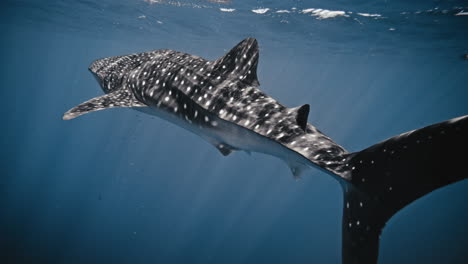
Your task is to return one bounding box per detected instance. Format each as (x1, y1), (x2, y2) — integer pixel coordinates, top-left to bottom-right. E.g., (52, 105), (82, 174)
(1, 0), (467, 263)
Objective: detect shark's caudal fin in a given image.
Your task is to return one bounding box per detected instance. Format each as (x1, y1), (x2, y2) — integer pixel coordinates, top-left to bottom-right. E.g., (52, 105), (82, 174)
(338, 115), (468, 264)
(63, 90), (145, 120)
(341, 184), (384, 264)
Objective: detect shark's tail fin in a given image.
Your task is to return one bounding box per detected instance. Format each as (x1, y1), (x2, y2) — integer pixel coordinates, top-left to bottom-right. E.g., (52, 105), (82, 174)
(341, 184), (385, 264)
(339, 115), (468, 263)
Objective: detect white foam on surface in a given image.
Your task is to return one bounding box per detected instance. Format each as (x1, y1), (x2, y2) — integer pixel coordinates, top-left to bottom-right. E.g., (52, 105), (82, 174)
(252, 8), (270, 14)
(301, 8), (347, 19)
(301, 8), (315, 14)
(220, 8), (236, 12)
(357, 13), (381, 17)
(140, 1), (463, 23)
(144, 0), (206, 9)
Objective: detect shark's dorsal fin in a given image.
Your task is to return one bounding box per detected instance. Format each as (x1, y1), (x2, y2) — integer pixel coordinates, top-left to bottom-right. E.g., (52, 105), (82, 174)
(63, 90), (146, 120)
(213, 38), (260, 86)
(292, 104), (310, 131)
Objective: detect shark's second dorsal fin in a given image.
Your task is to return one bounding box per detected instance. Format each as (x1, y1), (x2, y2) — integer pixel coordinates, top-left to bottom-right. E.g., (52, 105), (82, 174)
(213, 38), (260, 86)
(63, 90), (146, 120)
(292, 104), (310, 131)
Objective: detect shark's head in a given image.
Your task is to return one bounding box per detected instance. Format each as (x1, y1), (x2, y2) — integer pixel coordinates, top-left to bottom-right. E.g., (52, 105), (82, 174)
(88, 59), (109, 86)
(88, 60), (116, 94)
(88, 54), (143, 94)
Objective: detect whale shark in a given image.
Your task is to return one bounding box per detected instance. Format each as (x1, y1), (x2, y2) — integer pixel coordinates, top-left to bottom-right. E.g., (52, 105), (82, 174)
(64, 38), (467, 263)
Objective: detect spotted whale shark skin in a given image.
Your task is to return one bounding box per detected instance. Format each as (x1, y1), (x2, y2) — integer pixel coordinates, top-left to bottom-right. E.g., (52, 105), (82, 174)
(63, 38), (468, 264)
(64, 38), (349, 178)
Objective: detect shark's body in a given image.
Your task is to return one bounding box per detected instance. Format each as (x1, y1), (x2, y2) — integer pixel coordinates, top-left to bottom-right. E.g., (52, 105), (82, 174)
(64, 38), (467, 263)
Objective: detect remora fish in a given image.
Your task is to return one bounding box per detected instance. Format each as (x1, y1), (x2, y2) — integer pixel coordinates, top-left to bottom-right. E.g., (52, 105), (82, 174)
(64, 38), (467, 263)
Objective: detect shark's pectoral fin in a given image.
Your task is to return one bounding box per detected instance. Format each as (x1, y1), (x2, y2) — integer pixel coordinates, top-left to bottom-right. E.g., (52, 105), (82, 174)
(213, 38), (260, 86)
(63, 90), (146, 120)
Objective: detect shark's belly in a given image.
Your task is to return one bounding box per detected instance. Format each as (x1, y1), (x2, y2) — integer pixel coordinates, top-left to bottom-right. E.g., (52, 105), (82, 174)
(133, 106), (310, 166)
